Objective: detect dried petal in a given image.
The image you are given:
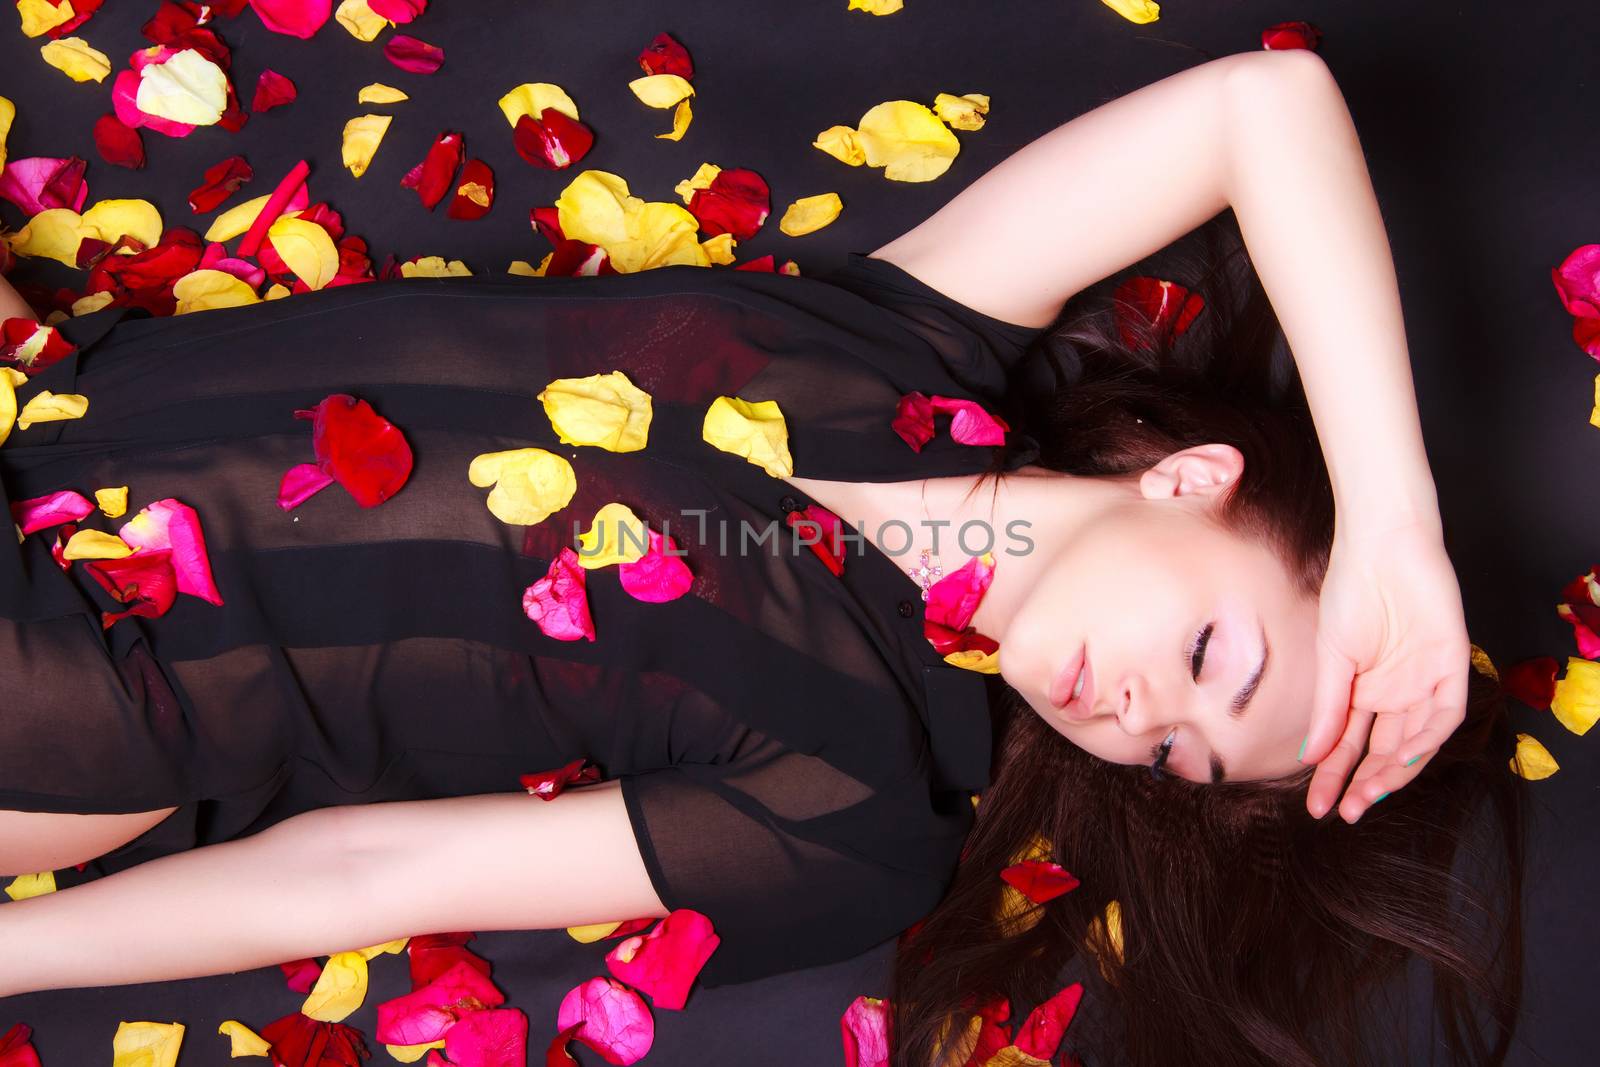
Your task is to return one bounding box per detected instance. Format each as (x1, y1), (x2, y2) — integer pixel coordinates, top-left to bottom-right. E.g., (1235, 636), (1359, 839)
(39, 36), (111, 82)
(118, 497), (224, 605)
(1509, 732), (1558, 779)
(252, 69), (298, 111)
(111, 1021), (184, 1067)
(554, 977), (654, 1065)
(90, 112), (146, 169)
(701, 395), (793, 477)
(617, 528), (693, 602)
(603, 909), (720, 1010)
(854, 101), (960, 182)
(468, 448), (577, 525)
(778, 192), (842, 236)
(537, 370), (652, 452)
(522, 547), (595, 641)
(384, 34), (444, 74)
(447, 158), (495, 220)
(931, 92), (989, 131)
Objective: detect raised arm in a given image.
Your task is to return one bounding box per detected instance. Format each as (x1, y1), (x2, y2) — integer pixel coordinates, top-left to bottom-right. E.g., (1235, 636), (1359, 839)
(874, 50), (1467, 821)
(0, 782), (667, 997)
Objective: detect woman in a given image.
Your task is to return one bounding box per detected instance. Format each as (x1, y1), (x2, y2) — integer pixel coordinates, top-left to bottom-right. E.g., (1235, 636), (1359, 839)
(0, 49), (1520, 1063)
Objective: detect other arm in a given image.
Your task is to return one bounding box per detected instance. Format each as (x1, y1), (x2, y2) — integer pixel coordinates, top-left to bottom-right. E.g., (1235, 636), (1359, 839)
(0, 780), (668, 997)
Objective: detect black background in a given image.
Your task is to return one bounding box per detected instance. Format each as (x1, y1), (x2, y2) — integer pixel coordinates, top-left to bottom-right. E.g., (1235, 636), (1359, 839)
(1, 1), (1593, 1063)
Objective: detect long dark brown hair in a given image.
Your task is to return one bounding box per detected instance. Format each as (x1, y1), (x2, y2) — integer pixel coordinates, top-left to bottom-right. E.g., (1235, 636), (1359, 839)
(887, 213), (1526, 1067)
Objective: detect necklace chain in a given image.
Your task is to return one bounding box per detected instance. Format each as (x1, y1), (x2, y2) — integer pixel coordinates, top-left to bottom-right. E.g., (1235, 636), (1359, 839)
(905, 478), (943, 602)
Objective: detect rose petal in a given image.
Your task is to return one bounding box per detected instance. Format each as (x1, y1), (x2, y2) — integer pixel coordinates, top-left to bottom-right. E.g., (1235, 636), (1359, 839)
(187, 154), (252, 213)
(926, 550), (997, 635)
(0, 155), (88, 216)
(400, 130), (463, 209)
(110, 1021), (184, 1067)
(518, 757), (601, 800)
(521, 547), (595, 642)
(497, 82), (579, 126)
(15, 389), (87, 430)
(701, 395), (793, 477)
(280, 957), (324, 993)
(384, 34), (444, 74)
(627, 73), (693, 109)
(92, 113), (146, 168)
(358, 82), (409, 103)
(0, 96), (12, 172)
(636, 32), (693, 79)
(1101, 0), (1161, 24)
(446, 158), (495, 220)
(575, 502), (651, 568)
(237, 158), (311, 258)
(840, 995), (891, 1067)
(341, 114), (392, 178)
(117, 497), (224, 605)
(778, 192), (842, 236)
(39, 36), (111, 83)
(266, 215), (339, 290)
(468, 448), (576, 526)
(1261, 20), (1322, 51)
(785, 503), (846, 577)
(277, 461), (336, 510)
(259, 1012), (369, 1066)
(1, 318), (78, 374)
(16, 0), (74, 37)
(296, 393), (414, 507)
(538, 370), (652, 453)
(1502, 656), (1559, 709)
(407, 933), (491, 991)
(439, 1008), (525, 1067)
(931, 92), (989, 131)
(685, 167), (769, 240)
(11, 489), (94, 535)
(1509, 732), (1558, 779)
(369, 0), (426, 22)
(854, 100), (960, 182)
(999, 859), (1080, 904)
(1551, 657), (1600, 736)
(84, 548), (179, 628)
(555, 977), (654, 1066)
(204, 185), (310, 243)
(375, 959), (506, 1046)
(334, 0), (386, 40)
(512, 110), (594, 170)
(1113, 276), (1204, 349)
(301, 950), (369, 1023)
(249, 0), (334, 38)
(252, 68), (298, 111)
(928, 395), (1009, 446)
(135, 48), (228, 126)
(217, 1020), (272, 1058)
(617, 528), (694, 602)
(603, 909), (720, 1011)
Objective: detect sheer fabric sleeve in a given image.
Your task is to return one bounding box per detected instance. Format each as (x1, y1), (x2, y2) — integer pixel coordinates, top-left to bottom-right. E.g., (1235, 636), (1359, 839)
(618, 730), (965, 988)
(815, 251), (1051, 403)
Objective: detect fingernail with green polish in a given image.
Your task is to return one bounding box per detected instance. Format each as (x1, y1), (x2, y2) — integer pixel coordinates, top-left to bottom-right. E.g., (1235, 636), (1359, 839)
(1405, 754), (1420, 767)
(1374, 791), (1390, 803)
(1297, 736), (1308, 761)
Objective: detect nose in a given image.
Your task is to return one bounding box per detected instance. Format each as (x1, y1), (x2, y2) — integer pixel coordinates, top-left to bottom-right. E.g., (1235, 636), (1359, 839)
(1107, 674), (1163, 737)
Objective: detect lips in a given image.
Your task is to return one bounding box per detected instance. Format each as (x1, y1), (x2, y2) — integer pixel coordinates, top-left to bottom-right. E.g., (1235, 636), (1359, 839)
(1049, 643), (1085, 709)
(1063, 656), (1096, 721)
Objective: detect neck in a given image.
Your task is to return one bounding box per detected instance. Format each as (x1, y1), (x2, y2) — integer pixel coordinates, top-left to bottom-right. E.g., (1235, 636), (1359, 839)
(910, 466), (1132, 643)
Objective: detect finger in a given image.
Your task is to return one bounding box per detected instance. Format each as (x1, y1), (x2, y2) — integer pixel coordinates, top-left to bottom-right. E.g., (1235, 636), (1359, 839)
(1339, 737), (1438, 821)
(1305, 707), (1373, 819)
(1398, 670), (1469, 764)
(1301, 639), (1356, 768)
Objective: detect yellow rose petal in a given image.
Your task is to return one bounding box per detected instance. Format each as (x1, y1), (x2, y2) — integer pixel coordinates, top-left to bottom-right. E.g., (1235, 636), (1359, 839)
(340, 113), (392, 178)
(983, 1047), (1053, 1067)
(673, 163), (721, 204)
(357, 82), (408, 104)
(173, 269), (261, 315)
(301, 950), (368, 1022)
(779, 192), (843, 236)
(63, 529), (134, 561)
(217, 1020), (271, 1057)
(334, 0), (387, 40)
(1509, 732), (1558, 779)
(856, 100), (961, 182)
(72, 291), (116, 316)
(567, 921), (624, 943)
(700, 232), (736, 265)
(468, 448), (578, 526)
(17, 0), (73, 37)
(945, 647), (1000, 674)
(576, 502), (650, 569)
(553, 170), (710, 274)
(9, 208), (92, 266)
(264, 282), (292, 300)
(1102, 0), (1161, 23)
(399, 255), (471, 278)
(17, 389), (88, 430)
(1086, 898), (1124, 983)
(1590, 372), (1600, 430)
(267, 216), (339, 291)
(385, 1042), (447, 1063)
(848, 0), (904, 12)
(628, 73), (694, 108)
(40, 36), (111, 83)
(205, 194), (301, 243)
(812, 124), (865, 167)
(356, 937), (409, 959)
(538, 370), (653, 453)
(498, 82), (580, 126)
(0, 95), (14, 169)
(932, 92), (990, 131)
(655, 98), (692, 141)
(1551, 657), (1600, 736)
(1468, 642), (1499, 682)
(81, 198), (164, 248)
(112, 1021), (184, 1067)
(96, 485), (129, 518)
(507, 259), (541, 277)
(135, 48), (228, 125)
(0, 367), (28, 447)
(4, 871), (56, 901)
(702, 395), (793, 478)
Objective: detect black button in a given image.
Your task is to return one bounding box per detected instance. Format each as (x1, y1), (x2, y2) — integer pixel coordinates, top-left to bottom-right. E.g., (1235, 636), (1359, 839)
(897, 599), (916, 618)
(778, 495), (799, 513)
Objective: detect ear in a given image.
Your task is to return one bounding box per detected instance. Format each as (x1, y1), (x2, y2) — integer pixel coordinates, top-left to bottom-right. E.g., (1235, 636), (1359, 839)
(1138, 443), (1244, 501)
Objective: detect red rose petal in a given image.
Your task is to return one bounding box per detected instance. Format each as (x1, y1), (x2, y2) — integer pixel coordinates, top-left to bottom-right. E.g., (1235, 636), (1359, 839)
(686, 168), (770, 241)
(529, 205), (564, 244)
(518, 757), (602, 800)
(602, 909), (720, 1011)
(1501, 656), (1559, 709)
(188, 154), (253, 213)
(544, 240), (612, 278)
(446, 158), (496, 221)
(440, 1007), (527, 1067)
(733, 254), (776, 272)
(1014, 982), (1085, 1061)
(384, 34), (445, 74)
(259, 1011), (370, 1067)
(248, 0), (334, 39)
(237, 158), (311, 259)
(84, 549), (179, 629)
(92, 113), (146, 169)
(84, 227), (205, 317)
(1113, 276), (1205, 350)
(401, 131), (464, 210)
(407, 933), (491, 991)
(48, 0), (103, 37)
(785, 504), (846, 577)
(369, 0), (426, 22)
(636, 31), (693, 79)
(0, 1022), (41, 1067)
(1261, 20), (1322, 51)
(1, 319), (78, 375)
(279, 957), (324, 994)
(294, 393), (414, 507)
(512, 109), (594, 170)
(999, 859), (1081, 904)
(252, 69), (298, 112)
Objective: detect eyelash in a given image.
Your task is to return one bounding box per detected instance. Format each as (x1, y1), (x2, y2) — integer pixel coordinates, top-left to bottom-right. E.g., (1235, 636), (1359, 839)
(1148, 623), (1215, 779)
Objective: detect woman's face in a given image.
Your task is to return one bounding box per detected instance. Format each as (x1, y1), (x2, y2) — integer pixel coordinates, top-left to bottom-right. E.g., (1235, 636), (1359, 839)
(998, 446), (1321, 784)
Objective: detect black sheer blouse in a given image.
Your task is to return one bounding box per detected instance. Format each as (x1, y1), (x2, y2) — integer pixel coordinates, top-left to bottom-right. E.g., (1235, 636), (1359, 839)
(0, 252), (1047, 986)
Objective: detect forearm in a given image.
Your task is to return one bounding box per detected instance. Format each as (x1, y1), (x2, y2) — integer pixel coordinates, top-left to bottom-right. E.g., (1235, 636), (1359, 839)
(0, 807), (403, 997)
(1221, 53), (1441, 536)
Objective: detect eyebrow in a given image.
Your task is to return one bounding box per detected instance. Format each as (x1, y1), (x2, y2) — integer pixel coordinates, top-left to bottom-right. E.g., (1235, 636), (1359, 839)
(1207, 618), (1270, 784)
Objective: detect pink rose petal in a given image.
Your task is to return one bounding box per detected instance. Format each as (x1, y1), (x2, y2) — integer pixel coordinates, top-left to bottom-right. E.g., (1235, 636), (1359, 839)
(522, 547), (595, 641)
(369, 0), (427, 22)
(603, 908), (720, 1011)
(111, 67), (198, 138)
(925, 551), (996, 635)
(0, 156), (88, 216)
(1553, 244), (1600, 319)
(199, 242), (267, 288)
(554, 977), (654, 1066)
(249, 0), (333, 38)
(277, 462), (336, 511)
(438, 1007), (526, 1067)
(11, 490), (96, 536)
(616, 528), (693, 603)
(890, 391), (935, 452)
(384, 34), (444, 74)
(252, 69), (298, 112)
(376, 959), (506, 1046)
(840, 995), (892, 1067)
(117, 498), (224, 606)
(928, 395), (1009, 446)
